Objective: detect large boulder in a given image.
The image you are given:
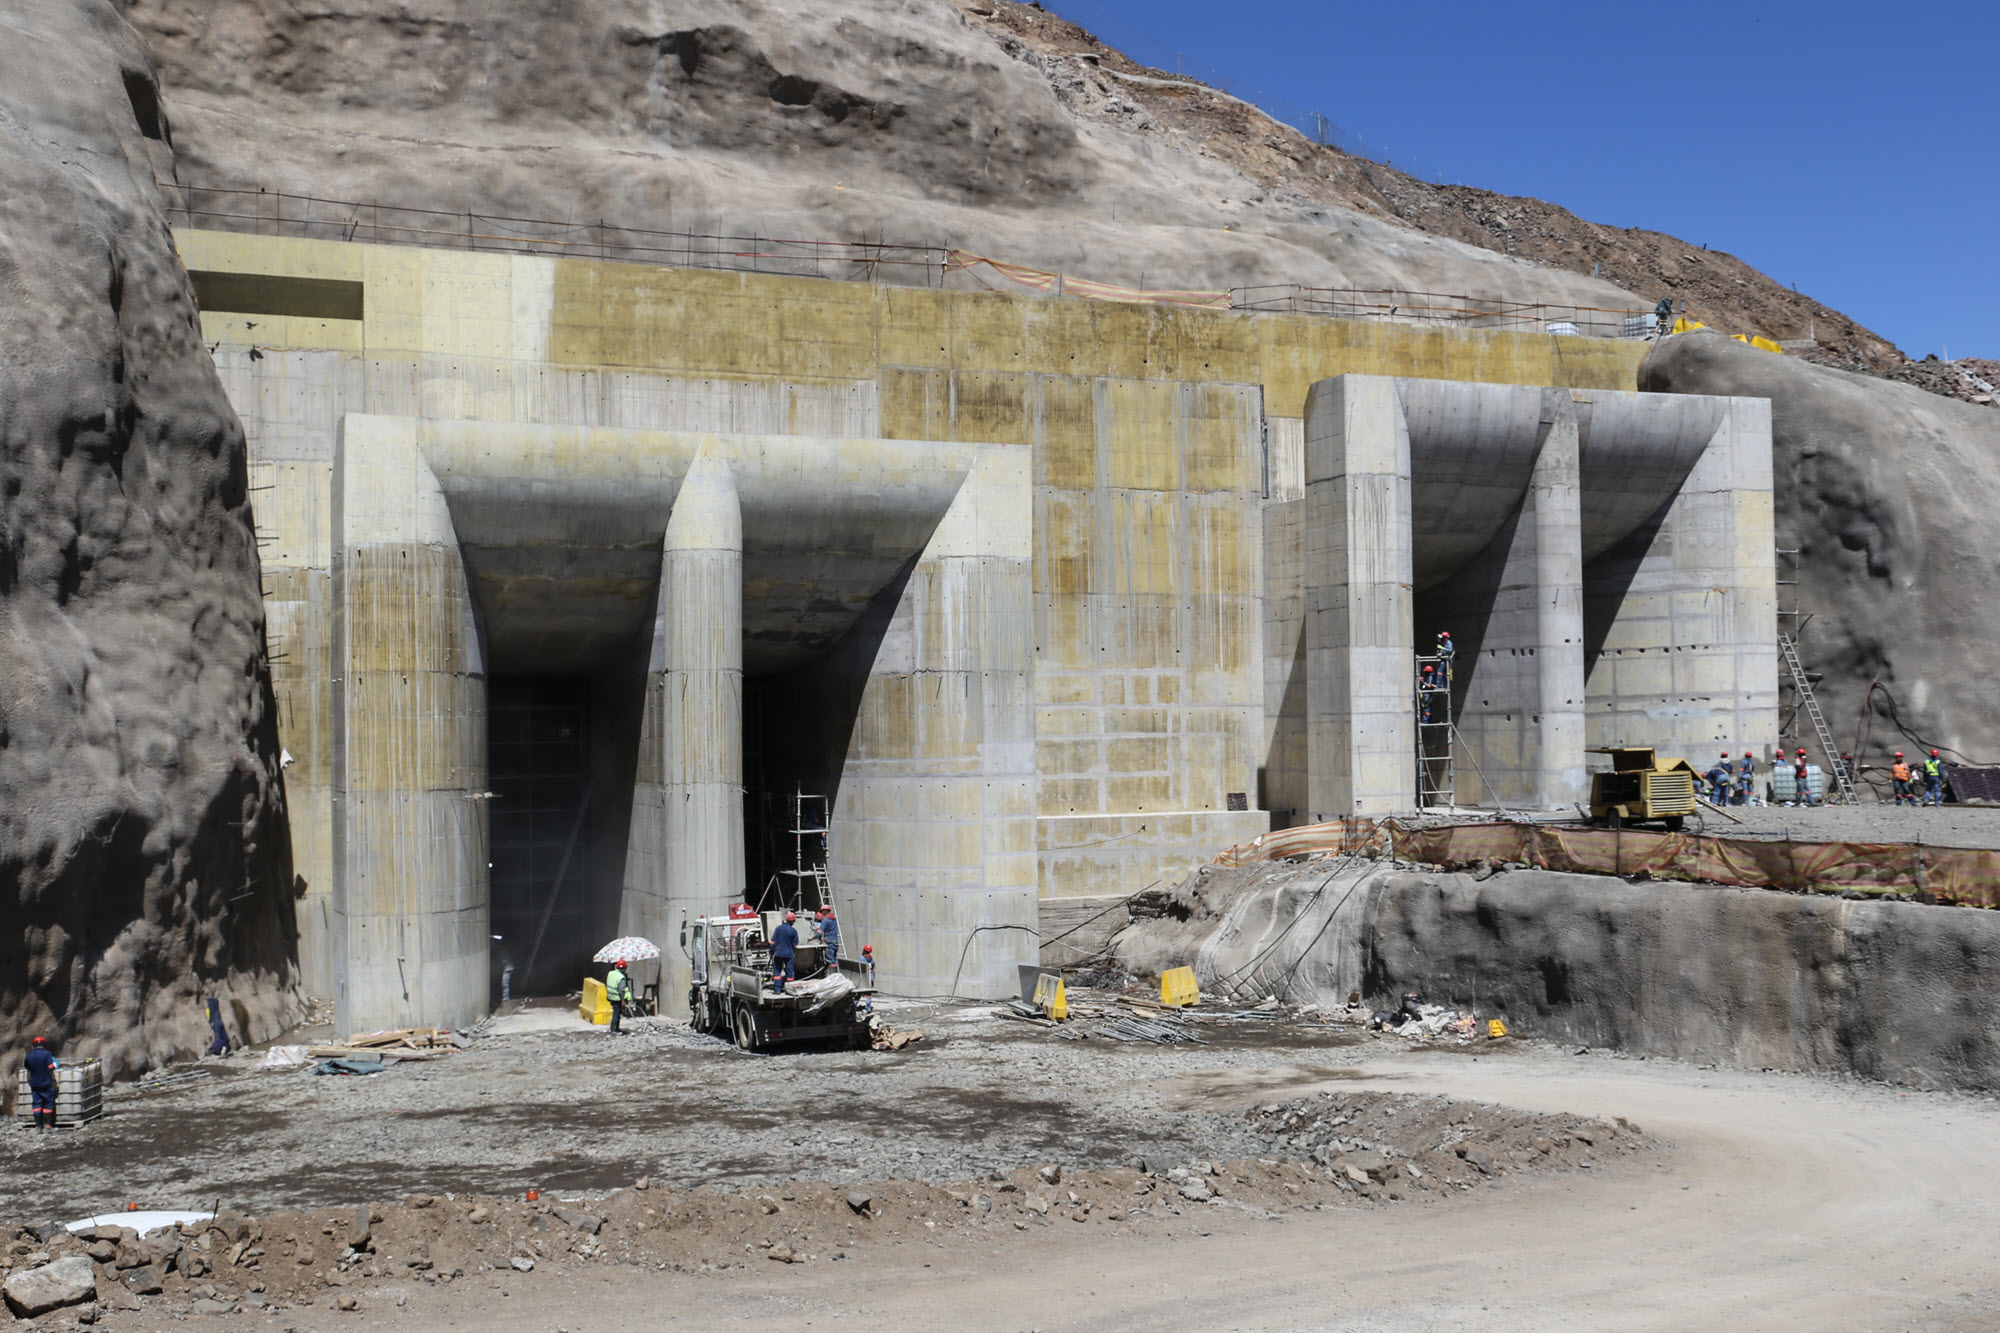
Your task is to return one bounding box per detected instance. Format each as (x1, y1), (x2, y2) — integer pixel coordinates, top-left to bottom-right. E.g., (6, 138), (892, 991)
(3, 1256), (98, 1317)
(1641, 331), (2000, 766)
(0, 0), (300, 1074)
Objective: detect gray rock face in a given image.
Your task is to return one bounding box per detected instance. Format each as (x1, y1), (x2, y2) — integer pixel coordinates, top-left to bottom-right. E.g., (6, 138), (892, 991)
(1121, 861), (2000, 1091)
(1642, 332), (2000, 763)
(4, 1256), (98, 1316)
(0, 0), (299, 1072)
(118, 0), (1642, 311)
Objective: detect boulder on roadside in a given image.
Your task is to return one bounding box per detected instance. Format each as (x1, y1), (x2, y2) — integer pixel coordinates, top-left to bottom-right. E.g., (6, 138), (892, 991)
(5, 1256), (99, 1317)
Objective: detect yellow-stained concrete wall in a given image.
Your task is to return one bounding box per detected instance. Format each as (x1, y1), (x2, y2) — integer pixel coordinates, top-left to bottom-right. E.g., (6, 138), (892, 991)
(178, 229), (1647, 999)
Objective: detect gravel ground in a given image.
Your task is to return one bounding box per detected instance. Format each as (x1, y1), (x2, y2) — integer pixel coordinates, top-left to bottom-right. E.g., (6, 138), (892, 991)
(1685, 800), (2000, 848)
(1, 997), (1614, 1223)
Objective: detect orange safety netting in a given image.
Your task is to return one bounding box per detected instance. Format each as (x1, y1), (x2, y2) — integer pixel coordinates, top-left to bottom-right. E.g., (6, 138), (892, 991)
(1209, 819), (2000, 907)
(944, 250), (1232, 311)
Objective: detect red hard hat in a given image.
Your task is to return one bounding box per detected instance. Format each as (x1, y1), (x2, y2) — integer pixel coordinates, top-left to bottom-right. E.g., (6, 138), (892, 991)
(616, 958), (627, 968)
(1931, 749), (1940, 757)
(862, 945), (873, 955)
(1895, 751), (1904, 758)
(1721, 751), (1730, 758)
(1440, 631), (1451, 639)
(1743, 751), (1753, 757)
(785, 911), (796, 922)
(1797, 748), (1807, 755)
(30, 1036), (46, 1046)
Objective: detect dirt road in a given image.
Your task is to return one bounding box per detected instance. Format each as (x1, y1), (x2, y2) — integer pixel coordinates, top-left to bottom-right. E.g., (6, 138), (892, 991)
(400, 1049), (1997, 1331)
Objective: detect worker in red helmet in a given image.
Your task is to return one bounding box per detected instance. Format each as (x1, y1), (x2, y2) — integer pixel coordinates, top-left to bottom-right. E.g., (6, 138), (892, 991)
(24, 1037), (59, 1131)
(1735, 750), (1757, 807)
(1792, 748), (1818, 808)
(604, 957), (632, 1035)
(771, 912), (800, 993)
(1704, 752), (1733, 804)
(1923, 749), (1945, 807)
(1435, 630), (1455, 687)
(1890, 752), (1913, 807)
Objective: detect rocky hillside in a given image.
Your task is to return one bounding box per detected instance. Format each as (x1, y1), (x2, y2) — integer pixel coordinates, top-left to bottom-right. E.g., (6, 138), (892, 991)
(116, 0), (1906, 370)
(120, 0), (1658, 318)
(0, 0), (301, 1078)
(964, 1), (1903, 369)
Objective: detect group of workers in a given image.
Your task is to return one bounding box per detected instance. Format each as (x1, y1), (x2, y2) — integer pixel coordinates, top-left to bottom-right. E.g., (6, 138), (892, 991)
(769, 905), (839, 993)
(1888, 750), (1947, 807)
(1697, 746), (1948, 808)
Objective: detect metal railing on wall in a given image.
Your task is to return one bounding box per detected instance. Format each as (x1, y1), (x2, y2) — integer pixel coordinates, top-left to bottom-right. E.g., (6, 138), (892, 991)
(158, 182), (1652, 338)
(157, 182), (948, 285)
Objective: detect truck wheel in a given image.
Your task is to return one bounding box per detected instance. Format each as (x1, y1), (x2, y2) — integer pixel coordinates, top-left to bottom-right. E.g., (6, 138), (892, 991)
(1606, 808), (1624, 830)
(1663, 815), (1685, 832)
(733, 1006), (758, 1052)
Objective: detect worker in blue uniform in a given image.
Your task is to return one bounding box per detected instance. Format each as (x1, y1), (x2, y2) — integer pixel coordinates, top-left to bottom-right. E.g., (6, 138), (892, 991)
(816, 905), (841, 970)
(24, 1037), (59, 1132)
(771, 911), (799, 993)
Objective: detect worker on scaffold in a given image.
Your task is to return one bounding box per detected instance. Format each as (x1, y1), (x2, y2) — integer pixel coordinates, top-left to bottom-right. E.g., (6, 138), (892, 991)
(1435, 631), (1454, 686)
(1418, 662), (1437, 724)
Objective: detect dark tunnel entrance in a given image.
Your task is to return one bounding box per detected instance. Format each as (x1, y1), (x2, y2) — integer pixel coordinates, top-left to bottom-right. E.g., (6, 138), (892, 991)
(486, 675), (643, 1004)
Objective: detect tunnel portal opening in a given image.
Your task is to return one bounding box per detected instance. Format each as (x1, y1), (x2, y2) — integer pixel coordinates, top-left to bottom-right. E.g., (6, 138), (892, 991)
(486, 674), (643, 1005)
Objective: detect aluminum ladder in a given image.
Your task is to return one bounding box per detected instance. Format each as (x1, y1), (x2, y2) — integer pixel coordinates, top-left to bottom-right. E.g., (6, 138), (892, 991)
(1779, 634), (1857, 804)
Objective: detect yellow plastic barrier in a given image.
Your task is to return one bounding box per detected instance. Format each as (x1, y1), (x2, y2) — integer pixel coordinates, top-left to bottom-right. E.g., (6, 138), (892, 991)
(1487, 1019), (1509, 1039)
(1032, 973), (1068, 1021)
(579, 976), (612, 1025)
(1160, 966), (1201, 1008)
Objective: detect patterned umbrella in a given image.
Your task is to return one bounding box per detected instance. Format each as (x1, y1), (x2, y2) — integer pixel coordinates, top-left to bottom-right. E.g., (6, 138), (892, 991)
(592, 936), (661, 963)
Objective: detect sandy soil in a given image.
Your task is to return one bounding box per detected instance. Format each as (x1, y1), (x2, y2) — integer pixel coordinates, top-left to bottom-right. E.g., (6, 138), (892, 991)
(7, 996), (2000, 1328)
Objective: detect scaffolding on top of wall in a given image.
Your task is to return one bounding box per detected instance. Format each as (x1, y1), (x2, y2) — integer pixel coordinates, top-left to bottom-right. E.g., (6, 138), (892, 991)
(1416, 654), (1455, 808)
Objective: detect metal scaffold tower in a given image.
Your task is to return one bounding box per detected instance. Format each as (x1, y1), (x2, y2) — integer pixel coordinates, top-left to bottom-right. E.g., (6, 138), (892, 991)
(1776, 547), (1803, 751)
(1415, 653), (1455, 808)
(771, 789), (830, 911)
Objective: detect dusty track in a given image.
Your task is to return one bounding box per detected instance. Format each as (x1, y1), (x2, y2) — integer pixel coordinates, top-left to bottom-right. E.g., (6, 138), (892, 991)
(132, 1043), (2000, 1330)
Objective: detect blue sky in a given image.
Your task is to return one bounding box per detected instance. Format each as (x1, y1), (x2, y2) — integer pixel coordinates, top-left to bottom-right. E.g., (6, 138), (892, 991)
(1046, 0), (1993, 359)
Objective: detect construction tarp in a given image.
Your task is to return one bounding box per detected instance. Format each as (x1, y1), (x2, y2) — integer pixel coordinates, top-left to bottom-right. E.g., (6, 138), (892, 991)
(1211, 818), (2000, 907)
(945, 250), (1231, 310)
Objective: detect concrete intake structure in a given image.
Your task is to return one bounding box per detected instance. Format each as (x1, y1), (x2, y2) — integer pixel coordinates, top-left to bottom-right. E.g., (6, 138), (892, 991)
(1298, 376), (1775, 816)
(173, 229), (1775, 1030)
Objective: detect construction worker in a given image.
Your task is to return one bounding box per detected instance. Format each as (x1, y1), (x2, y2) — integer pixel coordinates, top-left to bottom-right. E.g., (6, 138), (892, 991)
(1436, 631), (1454, 685)
(1418, 663), (1436, 724)
(1793, 748), (1818, 807)
(816, 904), (841, 969)
(1889, 752), (1913, 807)
(771, 912), (799, 993)
(1654, 296), (1674, 335)
(1923, 749), (1945, 806)
(1705, 752), (1733, 803)
(604, 958), (631, 1035)
(23, 1037), (58, 1132)
(1736, 750), (1757, 806)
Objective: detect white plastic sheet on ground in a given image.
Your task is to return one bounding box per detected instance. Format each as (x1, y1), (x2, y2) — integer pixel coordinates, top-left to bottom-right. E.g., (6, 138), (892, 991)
(259, 1045), (310, 1070)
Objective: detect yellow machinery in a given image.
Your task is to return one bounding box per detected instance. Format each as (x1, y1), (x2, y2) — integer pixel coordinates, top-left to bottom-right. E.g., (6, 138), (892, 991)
(1588, 747), (1697, 831)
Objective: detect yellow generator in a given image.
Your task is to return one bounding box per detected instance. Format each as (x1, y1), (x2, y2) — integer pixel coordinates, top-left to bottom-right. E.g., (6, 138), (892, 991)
(1588, 747), (1697, 831)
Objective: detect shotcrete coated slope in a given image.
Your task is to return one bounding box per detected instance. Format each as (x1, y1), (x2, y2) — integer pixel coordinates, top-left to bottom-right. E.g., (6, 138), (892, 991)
(1642, 331), (2000, 765)
(1119, 860), (2000, 1090)
(0, 0), (300, 1078)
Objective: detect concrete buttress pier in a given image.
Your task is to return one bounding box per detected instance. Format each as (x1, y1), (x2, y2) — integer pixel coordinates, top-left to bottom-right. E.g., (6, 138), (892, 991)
(1296, 375), (1774, 817)
(624, 447), (745, 1012)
